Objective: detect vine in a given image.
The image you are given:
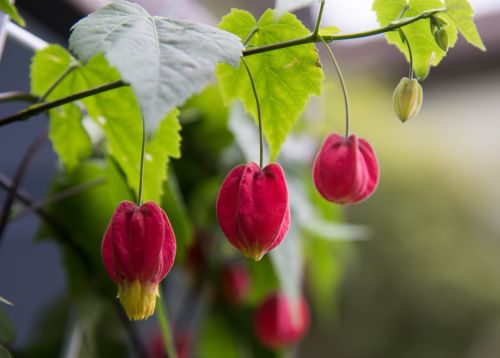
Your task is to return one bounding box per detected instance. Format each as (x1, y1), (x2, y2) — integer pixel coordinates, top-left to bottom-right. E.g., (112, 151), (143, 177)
(0, 0), (486, 356)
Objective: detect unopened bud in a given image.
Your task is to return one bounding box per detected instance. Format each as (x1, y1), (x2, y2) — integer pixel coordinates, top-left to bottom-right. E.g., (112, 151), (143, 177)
(430, 15), (449, 34)
(434, 28), (449, 51)
(393, 77), (423, 123)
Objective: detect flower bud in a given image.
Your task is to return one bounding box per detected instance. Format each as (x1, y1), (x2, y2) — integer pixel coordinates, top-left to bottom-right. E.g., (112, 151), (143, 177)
(434, 28), (449, 51)
(216, 162), (290, 261)
(313, 133), (379, 204)
(430, 15), (449, 33)
(102, 201), (176, 320)
(221, 262), (251, 305)
(254, 293), (309, 349)
(393, 77), (423, 122)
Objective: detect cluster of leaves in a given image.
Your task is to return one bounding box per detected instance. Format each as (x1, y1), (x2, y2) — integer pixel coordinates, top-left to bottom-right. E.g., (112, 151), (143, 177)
(0, 0), (485, 355)
(373, 0), (484, 78)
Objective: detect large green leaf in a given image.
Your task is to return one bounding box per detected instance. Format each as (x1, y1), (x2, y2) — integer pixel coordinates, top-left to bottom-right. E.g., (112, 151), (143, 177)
(0, 0), (24, 26)
(373, 0), (458, 79)
(216, 9), (323, 160)
(445, 0), (485, 50)
(31, 45), (181, 202)
(69, 0), (242, 130)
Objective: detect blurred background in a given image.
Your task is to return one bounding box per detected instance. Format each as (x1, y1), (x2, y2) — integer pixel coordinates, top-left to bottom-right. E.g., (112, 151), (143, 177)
(1, 0), (500, 357)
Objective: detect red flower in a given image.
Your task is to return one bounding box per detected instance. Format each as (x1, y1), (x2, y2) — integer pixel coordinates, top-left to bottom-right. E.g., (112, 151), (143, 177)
(148, 330), (191, 358)
(216, 162), (290, 261)
(221, 262), (251, 305)
(254, 293), (310, 349)
(102, 201), (176, 320)
(313, 133), (379, 204)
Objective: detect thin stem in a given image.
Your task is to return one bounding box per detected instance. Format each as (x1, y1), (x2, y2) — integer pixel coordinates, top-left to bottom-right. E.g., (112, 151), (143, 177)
(0, 173), (93, 273)
(37, 64), (78, 103)
(241, 57), (264, 168)
(244, 34), (313, 57)
(0, 129), (47, 247)
(137, 112), (146, 206)
(399, 29), (414, 79)
(0, 80), (127, 127)
(242, 27), (259, 46)
(157, 291), (177, 358)
(313, 0), (326, 36)
(243, 8), (445, 56)
(321, 38), (350, 137)
(0, 91), (39, 103)
(10, 177), (105, 221)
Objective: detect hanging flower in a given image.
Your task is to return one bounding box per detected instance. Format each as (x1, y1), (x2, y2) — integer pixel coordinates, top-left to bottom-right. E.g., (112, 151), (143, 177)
(254, 293), (310, 349)
(102, 201), (176, 320)
(313, 133), (379, 204)
(217, 162), (290, 261)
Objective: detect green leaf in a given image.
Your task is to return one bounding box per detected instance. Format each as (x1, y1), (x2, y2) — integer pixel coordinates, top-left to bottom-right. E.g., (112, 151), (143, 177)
(445, 0), (485, 50)
(48, 105), (92, 171)
(318, 25), (341, 37)
(40, 160), (132, 252)
(31, 46), (91, 171)
(0, 0), (25, 26)
(216, 9), (323, 160)
(39, 159), (133, 296)
(69, 0), (242, 130)
(143, 108), (181, 202)
(31, 45), (181, 202)
(373, 0), (458, 79)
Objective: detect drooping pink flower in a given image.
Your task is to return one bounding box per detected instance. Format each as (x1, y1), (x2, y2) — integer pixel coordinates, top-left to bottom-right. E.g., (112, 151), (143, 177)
(216, 162), (290, 261)
(221, 262), (251, 305)
(148, 329), (191, 358)
(254, 293), (310, 349)
(102, 200), (176, 320)
(313, 133), (379, 204)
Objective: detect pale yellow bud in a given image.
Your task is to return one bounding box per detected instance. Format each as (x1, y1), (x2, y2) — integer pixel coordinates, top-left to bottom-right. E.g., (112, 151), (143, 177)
(393, 77), (423, 123)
